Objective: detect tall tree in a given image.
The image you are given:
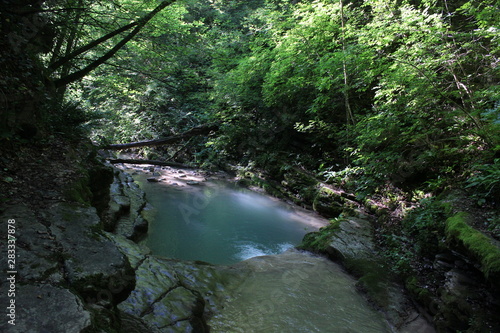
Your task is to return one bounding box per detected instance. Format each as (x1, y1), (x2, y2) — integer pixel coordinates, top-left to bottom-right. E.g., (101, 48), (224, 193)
(48, 0), (176, 90)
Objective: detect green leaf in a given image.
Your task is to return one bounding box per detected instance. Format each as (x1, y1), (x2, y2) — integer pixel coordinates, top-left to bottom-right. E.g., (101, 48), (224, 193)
(3, 177), (14, 183)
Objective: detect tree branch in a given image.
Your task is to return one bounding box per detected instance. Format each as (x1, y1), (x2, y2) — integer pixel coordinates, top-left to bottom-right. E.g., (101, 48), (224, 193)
(53, 0), (175, 88)
(49, 21), (138, 71)
(103, 123), (219, 150)
(108, 159), (191, 169)
(102, 61), (177, 88)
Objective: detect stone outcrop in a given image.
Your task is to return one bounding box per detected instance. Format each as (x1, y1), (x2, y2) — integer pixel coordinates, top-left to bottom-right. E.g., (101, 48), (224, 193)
(312, 186), (345, 218)
(0, 202), (134, 332)
(0, 162), (231, 333)
(301, 215), (435, 333)
(48, 203), (135, 302)
(312, 186), (359, 218)
(106, 233), (233, 332)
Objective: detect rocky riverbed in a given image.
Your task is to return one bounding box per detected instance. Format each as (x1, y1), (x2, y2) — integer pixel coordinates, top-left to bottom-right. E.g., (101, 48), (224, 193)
(0, 156), (413, 332)
(1, 141), (497, 332)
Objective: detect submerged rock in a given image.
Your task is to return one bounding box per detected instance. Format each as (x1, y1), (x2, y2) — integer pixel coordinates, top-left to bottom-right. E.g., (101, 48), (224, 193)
(147, 177), (160, 182)
(209, 249), (392, 333)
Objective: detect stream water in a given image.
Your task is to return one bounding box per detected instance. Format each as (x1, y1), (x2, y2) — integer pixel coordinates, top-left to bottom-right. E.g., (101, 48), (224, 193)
(134, 171), (327, 265)
(131, 169), (391, 332)
(210, 249), (391, 333)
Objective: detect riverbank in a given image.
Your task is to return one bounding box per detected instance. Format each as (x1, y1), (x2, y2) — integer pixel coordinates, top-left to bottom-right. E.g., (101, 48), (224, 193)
(0, 139), (497, 332)
(102, 159), (435, 332)
(234, 165), (500, 332)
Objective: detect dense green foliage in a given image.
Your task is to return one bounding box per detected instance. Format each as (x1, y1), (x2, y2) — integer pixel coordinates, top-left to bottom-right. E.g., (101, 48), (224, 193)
(3, 0), (499, 253)
(2, 0), (498, 216)
(7, 0), (497, 185)
(2, 1), (499, 330)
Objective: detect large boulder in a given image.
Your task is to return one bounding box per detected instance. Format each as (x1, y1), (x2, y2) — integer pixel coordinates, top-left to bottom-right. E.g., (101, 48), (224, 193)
(107, 233), (231, 332)
(302, 215), (435, 333)
(0, 284), (92, 333)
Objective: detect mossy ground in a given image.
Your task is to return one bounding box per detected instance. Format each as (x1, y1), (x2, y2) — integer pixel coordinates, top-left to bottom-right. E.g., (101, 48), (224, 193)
(65, 174), (93, 205)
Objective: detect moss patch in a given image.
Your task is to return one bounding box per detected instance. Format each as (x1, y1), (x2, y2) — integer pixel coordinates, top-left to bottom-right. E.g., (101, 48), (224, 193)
(347, 258), (392, 308)
(405, 276), (432, 306)
(299, 219), (340, 252)
(65, 174), (93, 206)
(445, 212), (500, 282)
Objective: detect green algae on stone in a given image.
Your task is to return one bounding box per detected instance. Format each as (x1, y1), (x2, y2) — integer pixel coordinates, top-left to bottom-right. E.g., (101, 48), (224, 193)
(445, 212), (500, 283)
(299, 219), (341, 252)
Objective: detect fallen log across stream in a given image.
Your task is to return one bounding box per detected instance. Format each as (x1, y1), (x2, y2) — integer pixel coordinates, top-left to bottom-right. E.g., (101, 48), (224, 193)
(108, 159), (192, 169)
(102, 123), (219, 150)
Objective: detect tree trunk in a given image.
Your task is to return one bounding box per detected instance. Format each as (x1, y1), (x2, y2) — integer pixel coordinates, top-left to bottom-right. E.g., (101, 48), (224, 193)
(103, 123), (219, 150)
(108, 159), (191, 169)
(53, 0), (175, 88)
(340, 0), (354, 126)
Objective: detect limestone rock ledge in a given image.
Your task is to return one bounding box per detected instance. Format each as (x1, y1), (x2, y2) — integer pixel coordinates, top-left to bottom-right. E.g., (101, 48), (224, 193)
(302, 215), (435, 333)
(2, 284), (92, 333)
(106, 233), (232, 333)
(104, 169), (152, 241)
(0, 203), (134, 332)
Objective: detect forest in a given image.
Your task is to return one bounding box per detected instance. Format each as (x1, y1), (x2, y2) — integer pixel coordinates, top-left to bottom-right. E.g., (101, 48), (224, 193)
(1, 0), (499, 331)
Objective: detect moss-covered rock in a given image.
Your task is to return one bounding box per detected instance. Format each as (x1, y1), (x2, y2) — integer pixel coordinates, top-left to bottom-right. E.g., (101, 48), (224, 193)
(299, 219), (340, 252)
(312, 187), (345, 218)
(300, 215), (433, 332)
(445, 212), (500, 287)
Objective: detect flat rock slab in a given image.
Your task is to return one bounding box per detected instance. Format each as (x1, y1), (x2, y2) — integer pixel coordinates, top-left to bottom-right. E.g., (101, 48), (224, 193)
(108, 234), (230, 332)
(0, 284), (91, 333)
(324, 216), (435, 333)
(325, 216), (377, 260)
(47, 203), (134, 301)
(0, 204), (64, 286)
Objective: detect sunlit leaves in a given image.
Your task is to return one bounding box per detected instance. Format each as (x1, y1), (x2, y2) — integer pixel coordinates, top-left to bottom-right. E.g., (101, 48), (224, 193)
(56, 0), (499, 179)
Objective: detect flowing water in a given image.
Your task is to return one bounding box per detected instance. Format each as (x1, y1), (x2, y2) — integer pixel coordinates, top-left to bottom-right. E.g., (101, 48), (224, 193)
(210, 249), (391, 333)
(131, 169), (392, 332)
(134, 171), (327, 265)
